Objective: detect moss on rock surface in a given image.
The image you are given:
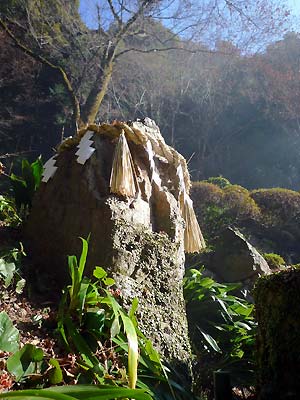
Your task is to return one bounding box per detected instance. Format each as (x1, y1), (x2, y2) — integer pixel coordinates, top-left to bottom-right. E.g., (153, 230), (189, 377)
(254, 269), (300, 399)
(111, 220), (191, 371)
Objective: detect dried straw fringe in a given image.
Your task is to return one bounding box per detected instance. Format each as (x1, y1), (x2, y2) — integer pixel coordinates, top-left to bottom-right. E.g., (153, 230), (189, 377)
(109, 131), (139, 197)
(180, 193), (206, 253)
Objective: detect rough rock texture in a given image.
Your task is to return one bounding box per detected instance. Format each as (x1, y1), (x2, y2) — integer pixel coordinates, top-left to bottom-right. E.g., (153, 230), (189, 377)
(254, 269), (300, 400)
(208, 228), (271, 283)
(25, 119), (195, 376)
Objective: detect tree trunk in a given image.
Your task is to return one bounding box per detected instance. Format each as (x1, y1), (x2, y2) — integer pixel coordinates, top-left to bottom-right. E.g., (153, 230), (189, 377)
(81, 58), (114, 125)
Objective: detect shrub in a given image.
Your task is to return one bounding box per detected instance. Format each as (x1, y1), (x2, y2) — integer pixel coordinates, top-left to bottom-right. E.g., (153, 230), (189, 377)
(223, 184), (260, 221)
(205, 176), (231, 188)
(263, 253), (285, 270)
(0, 195), (21, 226)
(191, 181), (224, 208)
(250, 188), (300, 227)
(190, 182), (224, 228)
(191, 182), (260, 241)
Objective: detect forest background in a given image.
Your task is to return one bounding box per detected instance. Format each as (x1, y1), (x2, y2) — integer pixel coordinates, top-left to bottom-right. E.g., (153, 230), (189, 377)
(1, 0), (300, 190)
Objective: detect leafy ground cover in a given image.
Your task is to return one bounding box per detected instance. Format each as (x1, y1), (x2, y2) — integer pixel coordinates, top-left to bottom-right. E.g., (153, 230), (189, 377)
(0, 164), (257, 399)
(0, 239), (256, 399)
(0, 221), (194, 399)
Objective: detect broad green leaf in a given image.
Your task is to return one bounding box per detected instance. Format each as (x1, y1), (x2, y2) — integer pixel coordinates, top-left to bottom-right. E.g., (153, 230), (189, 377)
(110, 317), (120, 338)
(144, 340), (162, 366)
(129, 298), (138, 317)
(234, 321), (252, 331)
(216, 298), (232, 320)
(0, 259), (16, 287)
(7, 344), (44, 381)
(102, 277), (115, 286)
(198, 277), (215, 288)
(49, 358), (63, 384)
(93, 267), (107, 280)
(31, 156), (43, 189)
(0, 311), (19, 352)
(198, 328), (221, 353)
(230, 302), (254, 317)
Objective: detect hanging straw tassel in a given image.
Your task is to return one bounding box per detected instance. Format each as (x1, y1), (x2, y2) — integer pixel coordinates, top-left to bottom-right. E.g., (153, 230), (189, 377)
(180, 192), (206, 253)
(109, 130), (138, 197)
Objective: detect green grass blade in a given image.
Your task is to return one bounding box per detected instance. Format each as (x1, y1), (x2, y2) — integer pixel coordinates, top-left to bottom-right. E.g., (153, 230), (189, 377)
(47, 385), (153, 400)
(120, 312), (139, 389)
(68, 255), (79, 311)
(78, 238), (88, 281)
(64, 316), (101, 370)
(0, 389), (76, 400)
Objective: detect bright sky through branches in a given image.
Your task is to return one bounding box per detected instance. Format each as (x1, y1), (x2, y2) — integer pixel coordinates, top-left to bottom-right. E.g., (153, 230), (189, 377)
(79, 1), (300, 31)
(287, 0), (300, 14)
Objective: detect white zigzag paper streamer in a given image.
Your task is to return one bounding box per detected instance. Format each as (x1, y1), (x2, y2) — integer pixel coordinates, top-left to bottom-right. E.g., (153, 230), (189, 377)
(75, 131), (95, 165)
(176, 163), (185, 194)
(42, 155), (58, 183)
(145, 140), (162, 187)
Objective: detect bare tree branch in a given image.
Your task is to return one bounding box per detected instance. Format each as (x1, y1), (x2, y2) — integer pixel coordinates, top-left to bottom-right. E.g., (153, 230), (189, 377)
(115, 45), (233, 59)
(114, 0), (155, 44)
(107, 0), (123, 26)
(0, 17), (82, 126)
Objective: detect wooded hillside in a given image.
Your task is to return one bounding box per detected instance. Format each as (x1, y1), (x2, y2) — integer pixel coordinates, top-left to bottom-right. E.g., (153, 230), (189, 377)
(1, 0), (299, 189)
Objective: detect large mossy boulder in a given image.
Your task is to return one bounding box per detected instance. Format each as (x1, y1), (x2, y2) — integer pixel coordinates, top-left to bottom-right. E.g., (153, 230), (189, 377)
(254, 269), (300, 399)
(209, 228), (271, 283)
(25, 119), (205, 377)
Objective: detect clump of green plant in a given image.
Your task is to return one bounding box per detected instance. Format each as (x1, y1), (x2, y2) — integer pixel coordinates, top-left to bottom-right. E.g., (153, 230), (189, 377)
(222, 185), (260, 221)
(251, 188), (300, 227)
(0, 244), (26, 294)
(10, 157), (43, 212)
(56, 237), (191, 400)
(0, 195), (21, 226)
(0, 237), (195, 399)
(57, 237), (142, 387)
(0, 239), (177, 399)
(205, 176), (231, 189)
(184, 267), (256, 396)
(263, 253), (285, 270)
(0, 311), (152, 399)
(201, 204), (233, 242)
(191, 181), (260, 242)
